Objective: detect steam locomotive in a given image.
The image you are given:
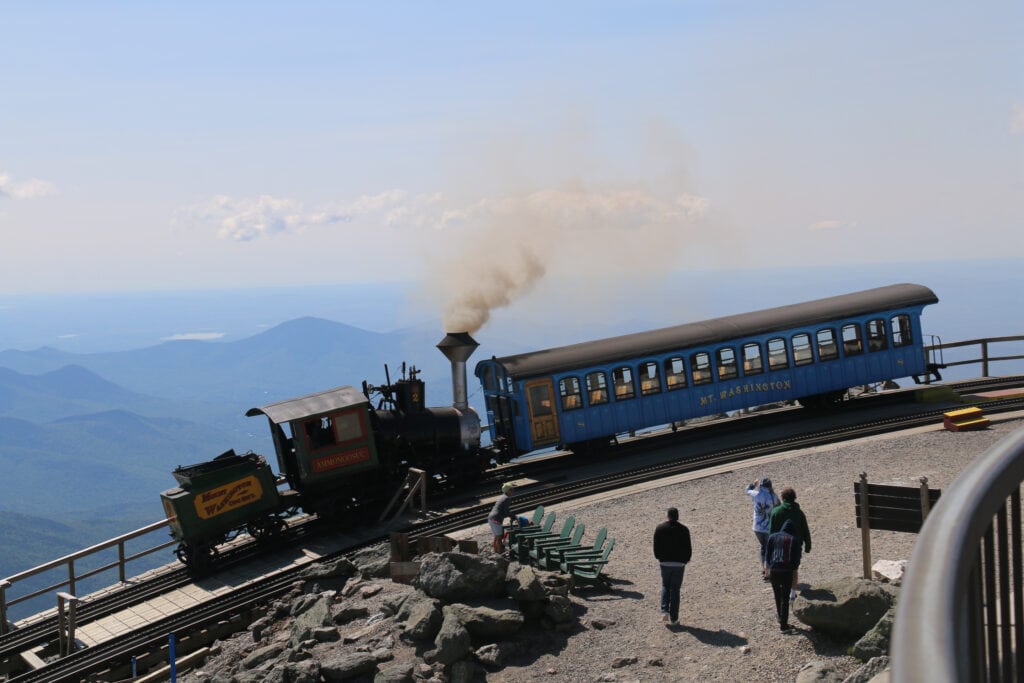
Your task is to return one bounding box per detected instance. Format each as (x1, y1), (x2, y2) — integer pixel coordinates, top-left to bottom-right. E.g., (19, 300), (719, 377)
(161, 283), (941, 568)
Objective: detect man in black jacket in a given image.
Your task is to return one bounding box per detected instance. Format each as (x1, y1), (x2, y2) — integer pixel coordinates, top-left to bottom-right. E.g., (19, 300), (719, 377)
(653, 507), (692, 625)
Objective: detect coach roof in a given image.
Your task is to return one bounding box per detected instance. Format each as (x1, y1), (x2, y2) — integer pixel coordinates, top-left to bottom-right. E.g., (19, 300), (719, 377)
(484, 283), (938, 379)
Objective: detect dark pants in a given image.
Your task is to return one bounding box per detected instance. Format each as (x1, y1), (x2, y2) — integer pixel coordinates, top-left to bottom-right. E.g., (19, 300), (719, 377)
(770, 569), (795, 627)
(660, 564), (686, 622)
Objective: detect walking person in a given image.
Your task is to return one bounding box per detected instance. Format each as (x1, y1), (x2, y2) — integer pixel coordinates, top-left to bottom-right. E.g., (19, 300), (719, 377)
(488, 482), (515, 553)
(765, 519), (803, 631)
(653, 507), (692, 625)
(770, 487), (812, 600)
(746, 477), (780, 580)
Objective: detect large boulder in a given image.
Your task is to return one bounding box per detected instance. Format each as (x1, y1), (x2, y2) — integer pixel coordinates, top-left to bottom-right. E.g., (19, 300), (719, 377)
(288, 594), (335, 648)
(842, 656), (891, 683)
(351, 543), (393, 579)
(796, 659), (846, 683)
(429, 611), (473, 665)
(415, 552), (508, 602)
(396, 591), (444, 642)
(444, 603), (525, 643)
(505, 565), (549, 602)
(850, 605), (896, 661)
(320, 651), (379, 681)
(794, 578), (895, 639)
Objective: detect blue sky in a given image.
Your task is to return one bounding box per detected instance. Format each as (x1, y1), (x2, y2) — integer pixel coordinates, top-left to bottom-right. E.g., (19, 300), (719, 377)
(2, 1), (1021, 331)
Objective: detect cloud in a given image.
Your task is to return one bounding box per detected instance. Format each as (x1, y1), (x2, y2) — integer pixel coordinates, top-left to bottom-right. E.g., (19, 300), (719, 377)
(161, 332), (227, 341)
(1012, 104), (1024, 135)
(808, 219), (856, 231)
(0, 172), (57, 200)
(178, 191), (420, 241)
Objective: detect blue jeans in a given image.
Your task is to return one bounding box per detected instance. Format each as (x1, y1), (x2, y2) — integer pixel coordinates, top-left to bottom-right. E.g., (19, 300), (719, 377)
(754, 531), (769, 568)
(660, 564), (686, 622)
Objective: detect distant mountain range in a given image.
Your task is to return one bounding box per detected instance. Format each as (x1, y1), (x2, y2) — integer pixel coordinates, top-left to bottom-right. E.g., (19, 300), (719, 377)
(0, 316), (480, 581)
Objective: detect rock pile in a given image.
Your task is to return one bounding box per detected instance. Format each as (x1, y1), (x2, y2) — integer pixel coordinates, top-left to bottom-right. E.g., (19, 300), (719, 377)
(185, 546), (580, 682)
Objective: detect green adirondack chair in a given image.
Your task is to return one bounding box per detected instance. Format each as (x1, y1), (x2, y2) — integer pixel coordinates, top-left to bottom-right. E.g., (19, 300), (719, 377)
(506, 505), (544, 547)
(531, 521), (585, 567)
(518, 515), (575, 563)
(545, 526), (607, 571)
(562, 537), (616, 589)
(510, 511), (556, 555)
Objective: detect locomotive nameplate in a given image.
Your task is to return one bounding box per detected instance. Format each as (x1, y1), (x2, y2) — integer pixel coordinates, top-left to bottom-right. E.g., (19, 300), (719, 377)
(194, 475), (264, 519)
(311, 446), (371, 474)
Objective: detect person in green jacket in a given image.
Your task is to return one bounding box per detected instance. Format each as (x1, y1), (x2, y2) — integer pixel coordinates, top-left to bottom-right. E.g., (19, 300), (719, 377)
(770, 488), (811, 600)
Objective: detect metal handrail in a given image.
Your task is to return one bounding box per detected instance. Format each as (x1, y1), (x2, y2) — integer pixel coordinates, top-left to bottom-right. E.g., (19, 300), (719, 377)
(926, 336), (1024, 378)
(0, 519), (172, 634)
(892, 425), (1024, 682)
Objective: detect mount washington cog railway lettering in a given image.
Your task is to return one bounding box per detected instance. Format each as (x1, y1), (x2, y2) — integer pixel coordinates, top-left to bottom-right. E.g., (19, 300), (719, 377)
(193, 476), (263, 519)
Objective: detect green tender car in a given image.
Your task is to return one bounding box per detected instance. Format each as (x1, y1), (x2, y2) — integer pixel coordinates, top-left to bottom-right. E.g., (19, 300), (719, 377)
(161, 449), (282, 568)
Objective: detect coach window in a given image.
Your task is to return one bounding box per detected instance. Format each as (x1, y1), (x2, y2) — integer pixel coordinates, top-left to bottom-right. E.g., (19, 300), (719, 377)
(867, 319), (888, 351)
(639, 361), (662, 395)
(716, 347), (738, 380)
(767, 337), (789, 370)
(792, 333), (813, 366)
(742, 342), (764, 375)
(559, 376), (583, 410)
(891, 314), (913, 347)
(691, 351), (713, 385)
(586, 371), (609, 405)
(481, 367), (497, 391)
(612, 366), (636, 400)
(664, 356), (688, 390)
(842, 323), (864, 356)
(817, 328), (839, 361)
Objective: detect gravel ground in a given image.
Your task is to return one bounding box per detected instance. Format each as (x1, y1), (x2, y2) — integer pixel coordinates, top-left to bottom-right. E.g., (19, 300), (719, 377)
(186, 414), (1024, 683)
(463, 414), (1024, 682)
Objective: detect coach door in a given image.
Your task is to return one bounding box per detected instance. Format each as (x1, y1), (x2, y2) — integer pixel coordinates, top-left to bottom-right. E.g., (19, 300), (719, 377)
(524, 379), (560, 447)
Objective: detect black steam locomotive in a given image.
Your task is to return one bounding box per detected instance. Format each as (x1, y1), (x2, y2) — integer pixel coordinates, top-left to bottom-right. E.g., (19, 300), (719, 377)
(160, 333), (490, 568)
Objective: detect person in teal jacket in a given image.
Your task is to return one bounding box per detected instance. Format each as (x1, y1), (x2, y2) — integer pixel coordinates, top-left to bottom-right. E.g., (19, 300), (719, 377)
(769, 488), (811, 600)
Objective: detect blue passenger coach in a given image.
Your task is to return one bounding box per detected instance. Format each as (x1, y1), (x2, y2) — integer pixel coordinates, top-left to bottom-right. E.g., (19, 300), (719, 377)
(474, 283), (939, 460)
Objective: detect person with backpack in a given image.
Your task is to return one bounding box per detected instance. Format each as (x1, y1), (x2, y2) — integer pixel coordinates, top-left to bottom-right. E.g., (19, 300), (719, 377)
(765, 519), (803, 631)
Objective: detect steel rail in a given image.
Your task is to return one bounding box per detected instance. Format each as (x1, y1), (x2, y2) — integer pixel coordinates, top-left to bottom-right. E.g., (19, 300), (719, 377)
(8, 388), (1024, 681)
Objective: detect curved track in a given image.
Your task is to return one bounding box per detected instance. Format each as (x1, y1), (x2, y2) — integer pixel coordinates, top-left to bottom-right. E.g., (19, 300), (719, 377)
(8, 378), (1024, 682)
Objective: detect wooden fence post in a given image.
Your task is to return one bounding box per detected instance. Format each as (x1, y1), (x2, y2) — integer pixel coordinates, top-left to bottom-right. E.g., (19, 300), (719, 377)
(919, 477), (931, 520)
(859, 472), (872, 579)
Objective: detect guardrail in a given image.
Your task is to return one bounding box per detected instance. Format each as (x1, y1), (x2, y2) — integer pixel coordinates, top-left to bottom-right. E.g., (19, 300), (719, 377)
(892, 425), (1024, 682)
(927, 336), (1024, 378)
(0, 520), (174, 635)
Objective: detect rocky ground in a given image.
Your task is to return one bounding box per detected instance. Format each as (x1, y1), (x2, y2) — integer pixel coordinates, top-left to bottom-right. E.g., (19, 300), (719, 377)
(180, 414), (1024, 683)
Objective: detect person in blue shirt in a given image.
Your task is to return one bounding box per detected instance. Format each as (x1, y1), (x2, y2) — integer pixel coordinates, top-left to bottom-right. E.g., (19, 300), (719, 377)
(746, 477), (780, 581)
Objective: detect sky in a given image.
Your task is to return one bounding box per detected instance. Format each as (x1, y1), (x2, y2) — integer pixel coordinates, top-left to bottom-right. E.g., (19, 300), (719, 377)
(1, 1), (1022, 332)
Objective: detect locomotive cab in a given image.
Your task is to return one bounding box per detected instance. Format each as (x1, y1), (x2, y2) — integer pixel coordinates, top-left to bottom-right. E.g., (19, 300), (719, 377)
(246, 385), (381, 519)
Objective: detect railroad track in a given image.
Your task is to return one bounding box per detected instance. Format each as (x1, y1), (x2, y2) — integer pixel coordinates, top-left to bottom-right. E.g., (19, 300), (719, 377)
(8, 380), (1024, 682)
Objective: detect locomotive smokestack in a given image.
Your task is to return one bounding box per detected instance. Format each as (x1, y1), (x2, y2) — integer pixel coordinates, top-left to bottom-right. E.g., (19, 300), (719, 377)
(437, 332), (479, 411)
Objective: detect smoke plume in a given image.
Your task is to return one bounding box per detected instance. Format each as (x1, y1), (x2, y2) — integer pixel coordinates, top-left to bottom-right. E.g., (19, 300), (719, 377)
(434, 185), (709, 333)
